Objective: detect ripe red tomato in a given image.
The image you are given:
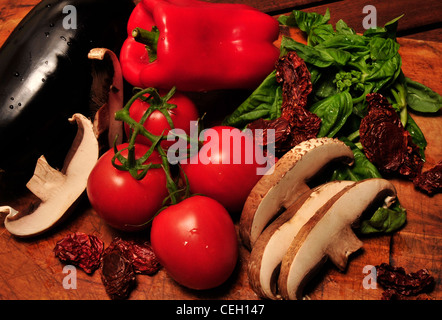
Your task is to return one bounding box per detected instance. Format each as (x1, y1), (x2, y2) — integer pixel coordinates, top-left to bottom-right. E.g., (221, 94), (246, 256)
(124, 90), (199, 148)
(180, 126), (264, 213)
(150, 196), (238, 290)
(87, 143), (168, 231)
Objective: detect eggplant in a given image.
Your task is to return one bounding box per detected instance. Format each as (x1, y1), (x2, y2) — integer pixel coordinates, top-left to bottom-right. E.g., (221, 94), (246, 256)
(0, 0), (134, 186)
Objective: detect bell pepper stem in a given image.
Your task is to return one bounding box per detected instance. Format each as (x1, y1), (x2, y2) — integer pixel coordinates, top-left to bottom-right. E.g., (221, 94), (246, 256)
(132, 26), (159, 63)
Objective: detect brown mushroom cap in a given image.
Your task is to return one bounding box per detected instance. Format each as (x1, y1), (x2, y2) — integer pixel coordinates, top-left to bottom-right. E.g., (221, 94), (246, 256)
(278, 178), (397, 300)
(247, 180), (356, 299)
(240, 137), (355, 250)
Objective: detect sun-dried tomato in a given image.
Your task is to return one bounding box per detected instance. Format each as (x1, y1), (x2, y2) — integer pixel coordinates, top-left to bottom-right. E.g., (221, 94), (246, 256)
(276, 51), (312, 110)
(106, 237), (161, 275)
(248, 51), (321, 154)
(360, 93), (423, 179)
(101, 244), (136, 300)
(413, 160), (442, 195)
(376, 263), (435, 300)
(53, 232), (104, 274)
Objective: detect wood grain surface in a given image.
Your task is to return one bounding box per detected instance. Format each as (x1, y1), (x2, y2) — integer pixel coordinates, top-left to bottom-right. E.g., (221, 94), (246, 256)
(0, 0), (440, 300)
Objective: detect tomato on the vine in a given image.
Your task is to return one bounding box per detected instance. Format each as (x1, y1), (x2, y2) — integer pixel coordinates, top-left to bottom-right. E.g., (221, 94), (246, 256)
(150, 195), (238, 290)
(87, 143), (168, 231)
(124, 90), (199, 148)
(180, 126), (264, 213)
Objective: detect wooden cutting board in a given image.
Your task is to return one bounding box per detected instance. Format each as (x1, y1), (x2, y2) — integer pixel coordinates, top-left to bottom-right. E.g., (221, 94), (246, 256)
(0, 26), (441, 301)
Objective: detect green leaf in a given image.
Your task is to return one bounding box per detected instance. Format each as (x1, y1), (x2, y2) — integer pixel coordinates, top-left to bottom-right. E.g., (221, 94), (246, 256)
(405, 113), (427, 159)
(316, 34), (370, 53)
(222, 70), (282, 128)
(278, 9), (333, 46)
(365, 55), (402, 92)
(308, 24), (335, 46)
(360, 202), (407, 234)
(363, 38), (402, 92)
(280, 9), (330, 31)
(363, 15), (404, 40)
(330, 138), (382, 181)
(312, 69), (339, 100)
(405, 77), (442, 113)
(281, 37), (351, 68)
(310, 91), (353, 137)
(335, 19), (356, 35)
(369, 37), (400, 61)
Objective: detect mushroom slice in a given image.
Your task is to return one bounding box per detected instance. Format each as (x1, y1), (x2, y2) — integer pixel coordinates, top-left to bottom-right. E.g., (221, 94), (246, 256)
(278, 178), (397, 300)
(3, 114), (99, 237)
(248, 180), (355, 300)
(88, 48), (124, 150)
(240, 137), (354, 250)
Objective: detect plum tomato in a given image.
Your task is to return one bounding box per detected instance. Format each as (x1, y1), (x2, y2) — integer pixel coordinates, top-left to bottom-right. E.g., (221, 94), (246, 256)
(124, 90), (199, 148)
(180, 126), (264, 213)
(87, 143), (168, 231)
(150, 196), (238, 290)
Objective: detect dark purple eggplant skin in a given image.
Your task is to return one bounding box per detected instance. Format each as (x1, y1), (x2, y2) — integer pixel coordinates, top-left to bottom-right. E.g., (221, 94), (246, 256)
(0, 0), (134, 185)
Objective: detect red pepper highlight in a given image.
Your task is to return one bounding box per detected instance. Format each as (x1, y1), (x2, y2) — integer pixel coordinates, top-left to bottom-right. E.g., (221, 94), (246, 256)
(120, 0), (280, 92)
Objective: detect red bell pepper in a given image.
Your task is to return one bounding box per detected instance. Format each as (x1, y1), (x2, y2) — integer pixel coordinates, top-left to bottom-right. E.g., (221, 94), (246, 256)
(119, 0), (280, 92)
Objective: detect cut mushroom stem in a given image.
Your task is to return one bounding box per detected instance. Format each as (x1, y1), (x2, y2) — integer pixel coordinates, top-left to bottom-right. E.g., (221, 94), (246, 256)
(88, 48), (124, 150)
(247, 180), (356, 300)
(240, 137), (355, 250)
(278, 178), (397, 300)
(2, 114), (99, 237)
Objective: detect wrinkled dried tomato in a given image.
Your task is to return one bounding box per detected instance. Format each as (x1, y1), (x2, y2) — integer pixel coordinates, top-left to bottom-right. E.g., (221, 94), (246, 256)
(376, 263), (435, 300)
(53, 232), (104, 274)
(101, 244), (136, 300)
(106, 237), (161, 275)
(360, 93), (423, 179)
(248, 51), (321, 154)
(413, 160), (442, 195)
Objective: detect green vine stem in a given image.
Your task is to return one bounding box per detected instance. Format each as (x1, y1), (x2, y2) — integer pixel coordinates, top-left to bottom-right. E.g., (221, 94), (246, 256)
(132, 26), (159, 63)
(112, 86), (188, 206)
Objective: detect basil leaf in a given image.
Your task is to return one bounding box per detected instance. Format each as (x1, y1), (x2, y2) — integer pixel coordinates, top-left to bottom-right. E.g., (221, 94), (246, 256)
(365, 38), (402, 91)
(363, 15), (403, 40)
(310, 91), (353, 137)
(405, 112), (427, 159)
(281, 37), (351, 68)
(360, 202), (407, 234)
(222, 70), (282, 128)
(311, 69), (339, 100)
(330, 138), (406, 235)
(279, 9), (331, 41)
(367, 56), (402, 92)
(316, 34), (370, 53)
(369, 37), (400, 61)
(307, 24), (335, 46)
(405, 77), (442, 113)
(280, 9), (344, 46)
(330, 138), (382, 181)
(335, 19), (356, 35)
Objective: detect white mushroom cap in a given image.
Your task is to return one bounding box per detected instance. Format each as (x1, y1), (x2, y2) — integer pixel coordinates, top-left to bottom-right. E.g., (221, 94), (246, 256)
(2, 114), (99, 237)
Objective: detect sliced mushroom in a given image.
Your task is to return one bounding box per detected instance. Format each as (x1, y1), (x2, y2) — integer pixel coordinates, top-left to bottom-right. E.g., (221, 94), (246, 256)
(248, 180), (355, 299)
(240, 137), (355, 250)
(2, 114), (99, 237)
(88, 48), (124, 150)
(278, 178), (397, 300)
